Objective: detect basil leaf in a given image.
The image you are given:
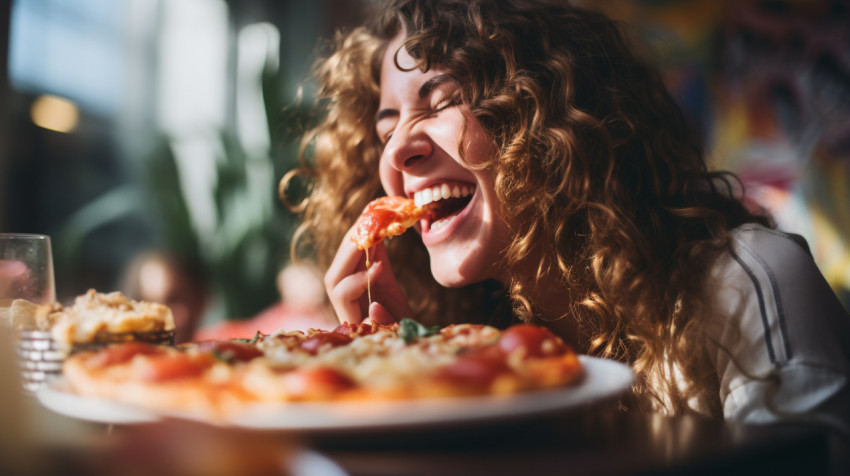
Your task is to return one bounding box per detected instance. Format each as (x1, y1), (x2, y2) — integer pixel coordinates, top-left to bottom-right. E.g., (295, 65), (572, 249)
(212, 348), (233, 363)
(233, 331), (262, 344)
(399, 318), (441, 344)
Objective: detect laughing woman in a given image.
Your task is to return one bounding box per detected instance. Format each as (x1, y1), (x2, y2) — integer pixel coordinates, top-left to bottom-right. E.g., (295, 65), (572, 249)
(281, 0), (850, 456)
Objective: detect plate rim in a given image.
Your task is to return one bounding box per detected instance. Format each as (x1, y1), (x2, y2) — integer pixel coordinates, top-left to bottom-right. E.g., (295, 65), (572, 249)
(37, 379), (161, 424)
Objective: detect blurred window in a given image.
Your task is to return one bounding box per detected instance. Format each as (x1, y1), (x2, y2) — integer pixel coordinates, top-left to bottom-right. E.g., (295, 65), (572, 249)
(156, 0), (229, 244)
(8, 0), (127, 115)
(156, 0), (228, 135)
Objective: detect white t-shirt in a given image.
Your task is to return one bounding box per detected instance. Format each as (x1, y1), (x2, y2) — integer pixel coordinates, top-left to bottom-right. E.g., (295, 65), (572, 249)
(709, 224), (850, 437)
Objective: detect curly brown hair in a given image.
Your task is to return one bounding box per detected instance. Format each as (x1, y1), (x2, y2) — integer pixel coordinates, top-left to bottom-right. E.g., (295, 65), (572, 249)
(281, 0), (769, 414)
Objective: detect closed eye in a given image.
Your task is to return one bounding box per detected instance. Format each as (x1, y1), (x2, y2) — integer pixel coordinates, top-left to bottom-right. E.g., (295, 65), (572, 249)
(375, 74), (459, 145)
(425, 76), (461, 113)
(432, 94), (460, 113)
(375, 109), (398, 145)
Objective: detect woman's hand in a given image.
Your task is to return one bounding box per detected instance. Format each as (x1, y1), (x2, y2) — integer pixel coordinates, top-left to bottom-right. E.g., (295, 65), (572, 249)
(324, 228), (414, 326)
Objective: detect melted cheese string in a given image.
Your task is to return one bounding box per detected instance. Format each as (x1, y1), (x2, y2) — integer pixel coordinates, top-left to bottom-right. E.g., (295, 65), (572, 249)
(365, 247), (372, 304)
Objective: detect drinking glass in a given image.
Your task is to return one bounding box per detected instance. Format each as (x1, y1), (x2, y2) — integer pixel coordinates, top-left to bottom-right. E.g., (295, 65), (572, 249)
(1, 234), (59, 392)
(0, 233), (56, 306)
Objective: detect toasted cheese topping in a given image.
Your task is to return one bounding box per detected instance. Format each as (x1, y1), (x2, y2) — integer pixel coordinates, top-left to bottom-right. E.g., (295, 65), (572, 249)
(50, 289), (175, 349)
(250, 324), (502, 392)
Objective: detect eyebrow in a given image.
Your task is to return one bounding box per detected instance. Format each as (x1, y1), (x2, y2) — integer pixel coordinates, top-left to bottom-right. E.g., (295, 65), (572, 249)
(375, 74), (455, 122)
(375, 108), (396, 122)
(418, 73), (454, 99)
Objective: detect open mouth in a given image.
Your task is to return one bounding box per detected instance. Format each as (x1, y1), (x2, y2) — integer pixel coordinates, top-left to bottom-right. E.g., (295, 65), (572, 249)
(413, 183), (475, 232)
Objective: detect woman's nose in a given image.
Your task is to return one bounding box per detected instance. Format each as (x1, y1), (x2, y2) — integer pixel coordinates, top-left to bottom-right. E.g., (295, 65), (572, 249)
(383, 123), (432, 172)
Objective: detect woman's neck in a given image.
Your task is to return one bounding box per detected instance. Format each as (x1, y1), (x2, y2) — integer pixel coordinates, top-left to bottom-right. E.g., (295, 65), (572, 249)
(515, 257), (590, 352)
(532, 283), (589, 352)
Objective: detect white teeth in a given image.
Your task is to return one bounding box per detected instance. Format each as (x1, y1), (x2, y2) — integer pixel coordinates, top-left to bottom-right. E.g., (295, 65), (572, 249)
(441, 184), (451, 200)
(413, 183), (475, 207)
(430, 214), (456, 232)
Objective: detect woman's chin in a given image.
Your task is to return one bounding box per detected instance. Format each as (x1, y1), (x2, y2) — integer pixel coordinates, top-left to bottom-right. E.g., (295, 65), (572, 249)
(428, 254), (488, 288)
(431, 273), (464, 288)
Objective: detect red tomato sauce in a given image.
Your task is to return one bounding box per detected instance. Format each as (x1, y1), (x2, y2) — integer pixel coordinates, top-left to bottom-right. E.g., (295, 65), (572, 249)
(85, 342), (165, 369)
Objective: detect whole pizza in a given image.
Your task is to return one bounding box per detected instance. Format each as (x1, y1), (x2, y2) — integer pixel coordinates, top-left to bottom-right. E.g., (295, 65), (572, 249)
(62, 319), (583, 420)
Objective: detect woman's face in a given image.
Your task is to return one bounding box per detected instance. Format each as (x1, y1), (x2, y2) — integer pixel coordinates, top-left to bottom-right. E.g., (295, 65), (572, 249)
(376, 36), (511, 287)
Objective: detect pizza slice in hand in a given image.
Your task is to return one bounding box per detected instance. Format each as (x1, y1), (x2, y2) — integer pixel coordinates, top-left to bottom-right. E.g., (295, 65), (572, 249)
(350, 196), (429, 305)
(351, 196), (428, 251)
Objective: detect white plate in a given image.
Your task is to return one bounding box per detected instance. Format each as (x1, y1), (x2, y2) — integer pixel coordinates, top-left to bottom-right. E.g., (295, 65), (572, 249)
(38, 380), (161, 424)
(37, 356), (632, 432)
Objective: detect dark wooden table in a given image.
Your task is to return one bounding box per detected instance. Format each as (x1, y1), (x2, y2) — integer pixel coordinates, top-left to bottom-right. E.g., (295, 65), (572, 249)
(7, 395), (841, 476)
(309, 402), (836, 476)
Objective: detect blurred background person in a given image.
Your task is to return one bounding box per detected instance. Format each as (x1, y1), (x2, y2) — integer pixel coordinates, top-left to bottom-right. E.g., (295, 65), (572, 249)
(120, 249), (209, 343)
(194, 261), (336, 340)
(257, 261), (337, 332)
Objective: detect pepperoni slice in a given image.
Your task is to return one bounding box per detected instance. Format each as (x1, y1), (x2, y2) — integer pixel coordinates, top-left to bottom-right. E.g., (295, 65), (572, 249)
(300, 332), (353, 355)
(85, 342), (166, 369)
(209, 341), (264, 362)
(332, 322), (358, 335)
(332, 322), (376, 337)
(282, 366), (355, 398)
(498, 324), (566, 358)
(434, 347), (511, 389)
(133, 353), (214, 382)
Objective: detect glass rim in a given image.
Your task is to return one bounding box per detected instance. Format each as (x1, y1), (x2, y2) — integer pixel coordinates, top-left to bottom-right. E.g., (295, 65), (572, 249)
(0, 233), (51, 240)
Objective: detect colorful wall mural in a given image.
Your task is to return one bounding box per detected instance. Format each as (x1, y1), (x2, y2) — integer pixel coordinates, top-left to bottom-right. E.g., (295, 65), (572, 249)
(600, 0), (850, 308)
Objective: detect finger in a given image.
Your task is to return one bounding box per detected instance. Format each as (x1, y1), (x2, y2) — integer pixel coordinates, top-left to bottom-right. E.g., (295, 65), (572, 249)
(324, 231), (366, 288)
(360, 258), (416, 321)
(368, 301), (396, 325)
(327, 272), (369, 325)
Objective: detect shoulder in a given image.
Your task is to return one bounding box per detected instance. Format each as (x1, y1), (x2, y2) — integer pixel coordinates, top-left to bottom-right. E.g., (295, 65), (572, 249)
(710, 224), (829, 318)
(715, 224), (819, 324)
(725, 223), (812, 269)
(706, 224), (850, 433)
(709, 222), (849, 366)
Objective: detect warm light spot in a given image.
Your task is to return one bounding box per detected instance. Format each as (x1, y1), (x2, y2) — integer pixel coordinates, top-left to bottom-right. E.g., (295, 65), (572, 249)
(139, 259), (171, 300)
(30, 95), (79, 133)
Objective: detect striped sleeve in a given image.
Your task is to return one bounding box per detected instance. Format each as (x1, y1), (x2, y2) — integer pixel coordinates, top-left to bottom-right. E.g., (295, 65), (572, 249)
(710, 225), (850, 437)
